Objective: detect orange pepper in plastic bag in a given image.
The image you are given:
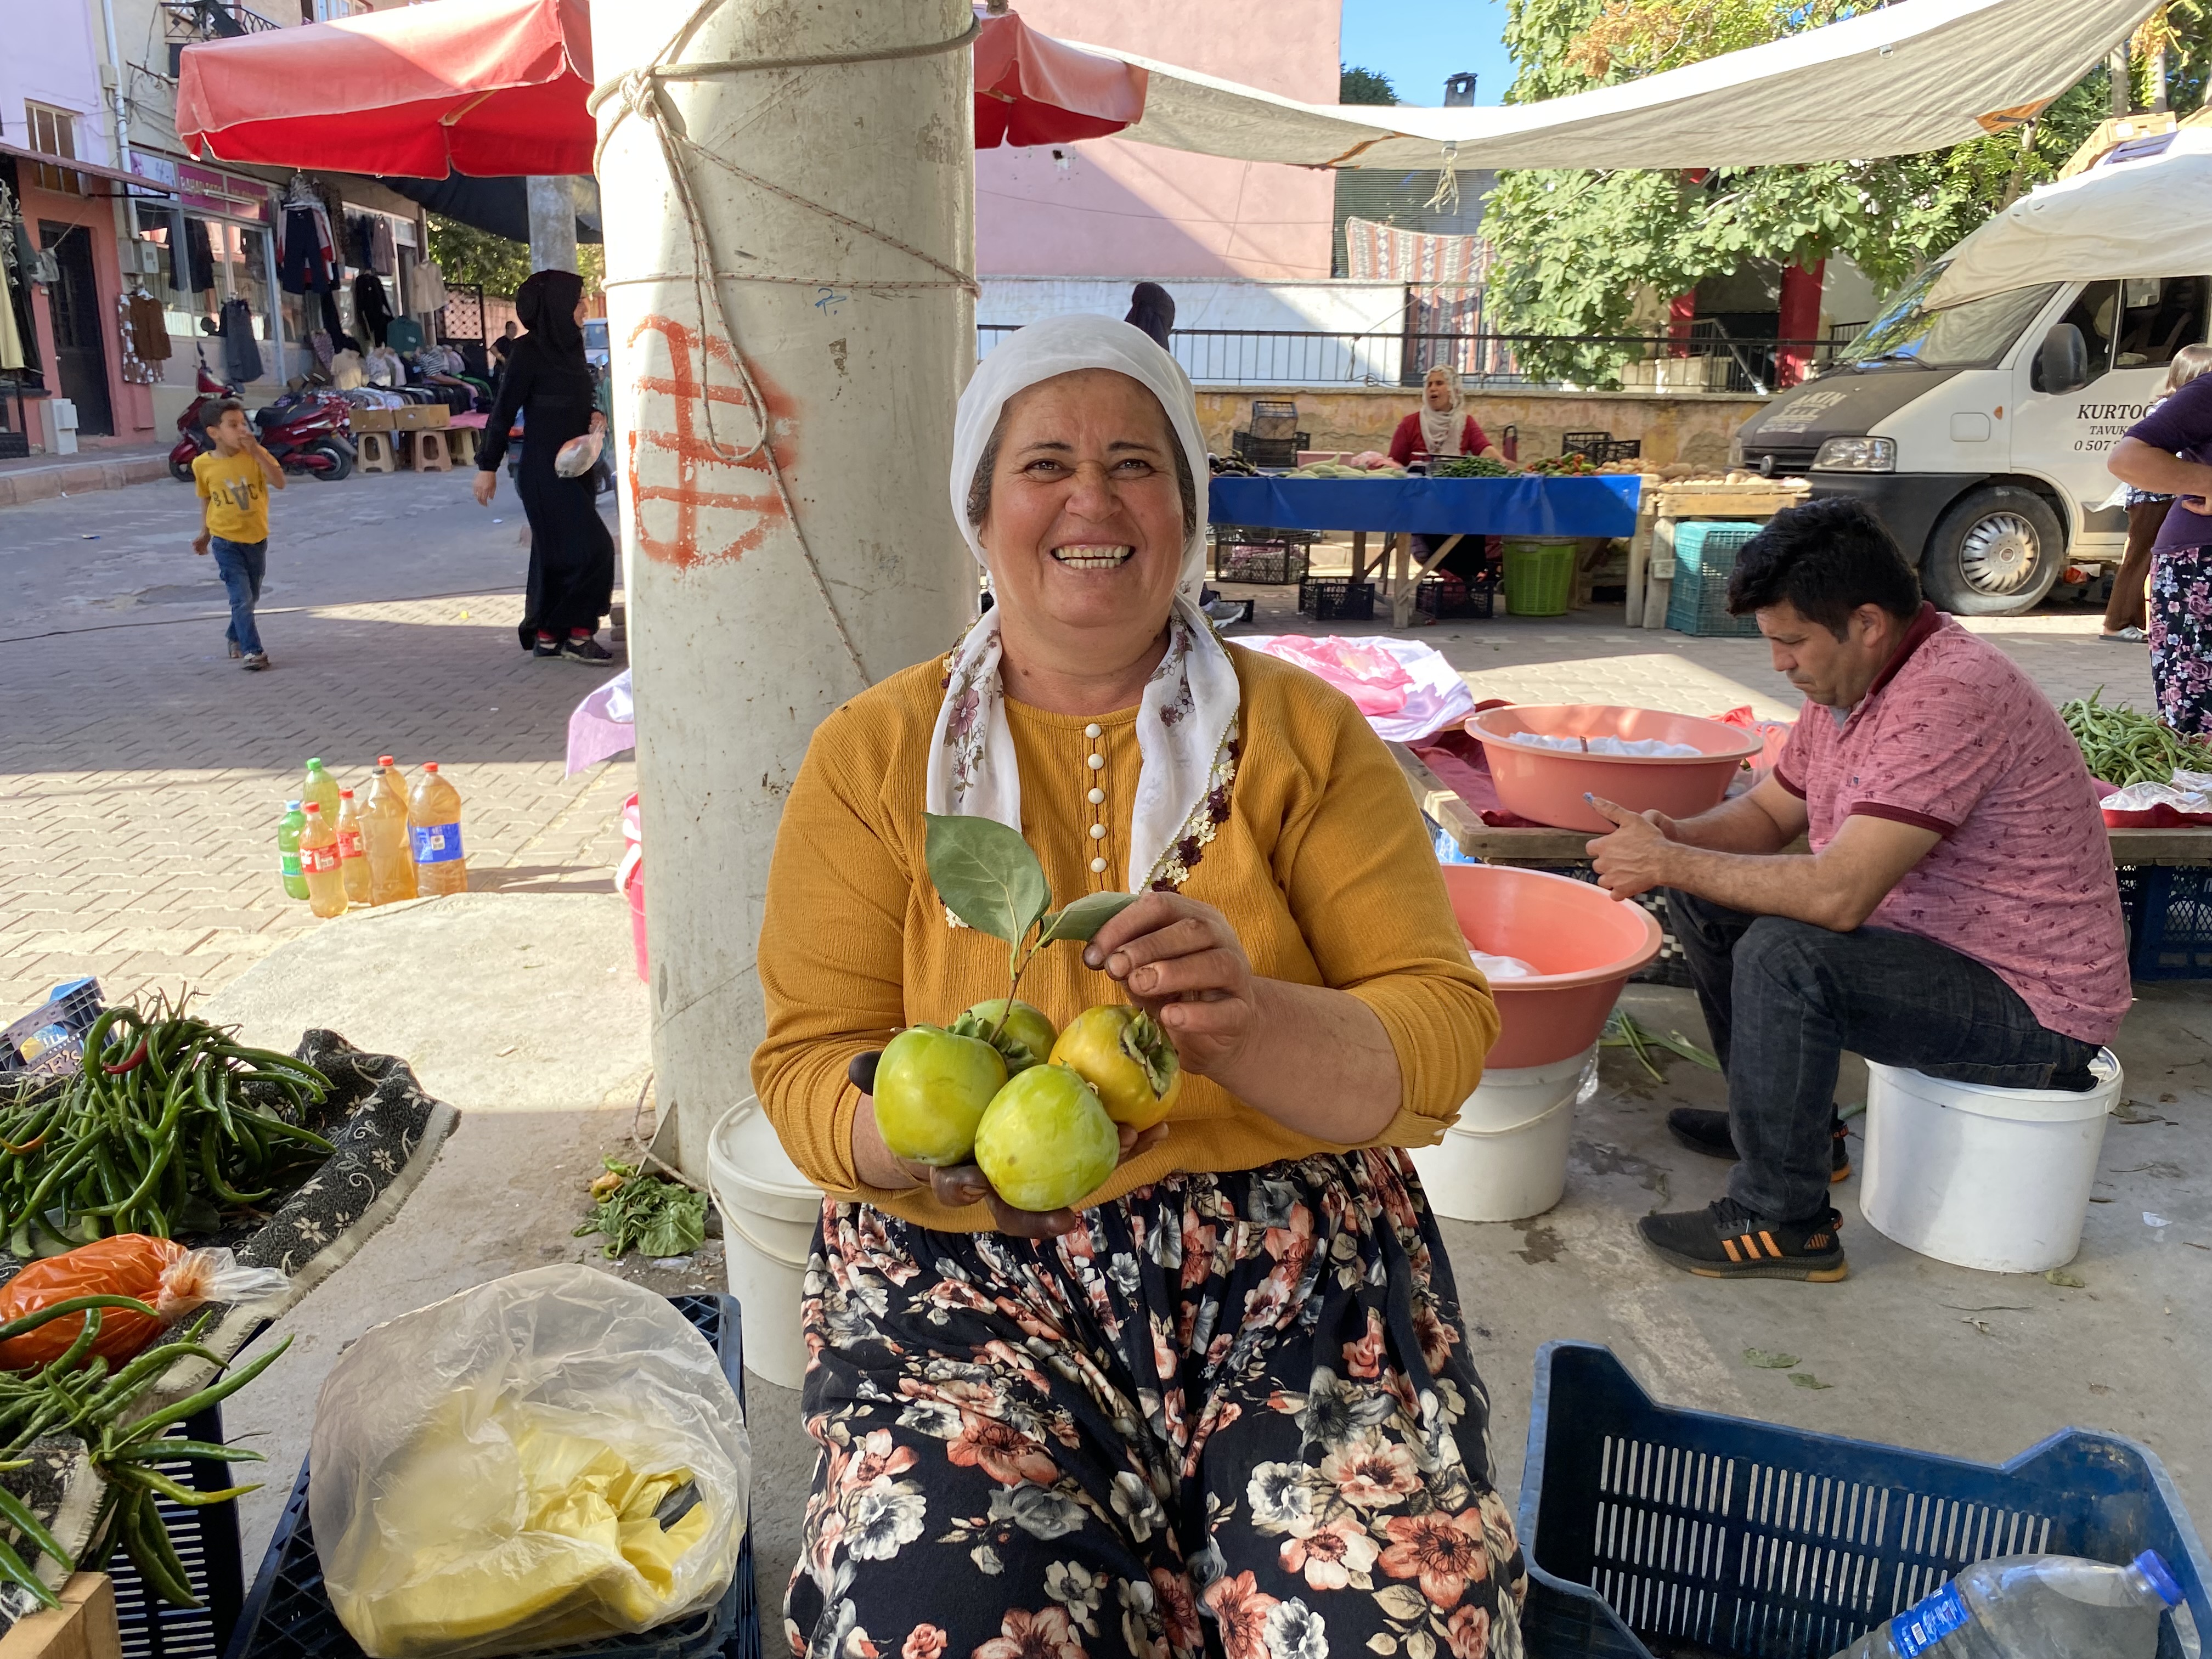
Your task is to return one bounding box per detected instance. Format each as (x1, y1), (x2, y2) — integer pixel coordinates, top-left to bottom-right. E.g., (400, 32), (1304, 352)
(0, 1234), (289, 1370)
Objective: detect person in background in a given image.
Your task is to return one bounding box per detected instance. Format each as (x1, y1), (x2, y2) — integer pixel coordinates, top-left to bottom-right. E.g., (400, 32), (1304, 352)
(2102, 346), (2212, 641)
(2106, 343), (2212, 732)
(1124, 280), (1175, 352)
(1389, 365), (1505, 584)
(472, 272), (616, 663)
(191, 399), (285, 672)
(490, 319), (519, 378)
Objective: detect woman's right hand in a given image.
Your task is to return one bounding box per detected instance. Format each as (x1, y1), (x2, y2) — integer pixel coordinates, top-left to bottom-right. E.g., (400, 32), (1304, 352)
(472, 470), (497, 507)
(848, 1053), (1165, 1237)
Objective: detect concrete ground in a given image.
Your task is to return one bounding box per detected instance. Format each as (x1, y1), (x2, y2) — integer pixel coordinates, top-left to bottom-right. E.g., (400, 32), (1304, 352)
(3, 473), (2200, 1639)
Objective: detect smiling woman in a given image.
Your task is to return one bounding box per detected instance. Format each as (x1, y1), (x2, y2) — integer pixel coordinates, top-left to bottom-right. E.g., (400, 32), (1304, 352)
(751, 313), (1521, 1659)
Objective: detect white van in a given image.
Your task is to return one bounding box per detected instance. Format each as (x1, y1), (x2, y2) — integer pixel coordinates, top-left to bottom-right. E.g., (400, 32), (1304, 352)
(1733, 124), (2211, 615)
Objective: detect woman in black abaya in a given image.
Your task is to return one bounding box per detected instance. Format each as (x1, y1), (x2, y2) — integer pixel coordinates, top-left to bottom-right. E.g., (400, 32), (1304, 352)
(474, 269), (616, 662)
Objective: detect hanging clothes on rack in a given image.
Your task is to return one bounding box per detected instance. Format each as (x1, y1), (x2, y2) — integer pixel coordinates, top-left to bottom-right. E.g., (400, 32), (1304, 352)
(369, 217), (396, 276)
(218, 297), (263, 385)
(409, 258), (449, 315)
(276, 175), (338, 295)
(176, 218), (215, 294)
(353, 270), (394, 348)
(125, 287), (171, 363)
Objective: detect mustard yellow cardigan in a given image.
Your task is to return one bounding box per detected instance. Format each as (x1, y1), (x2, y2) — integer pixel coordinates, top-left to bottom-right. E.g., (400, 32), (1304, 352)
(750, 642), (1497, 1229)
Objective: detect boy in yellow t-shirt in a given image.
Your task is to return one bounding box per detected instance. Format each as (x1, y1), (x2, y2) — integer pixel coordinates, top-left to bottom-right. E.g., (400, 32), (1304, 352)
(191, 400), (286, 670)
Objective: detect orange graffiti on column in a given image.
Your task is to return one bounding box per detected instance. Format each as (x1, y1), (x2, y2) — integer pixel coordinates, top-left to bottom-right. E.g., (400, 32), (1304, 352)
(624, 315), (801, 570)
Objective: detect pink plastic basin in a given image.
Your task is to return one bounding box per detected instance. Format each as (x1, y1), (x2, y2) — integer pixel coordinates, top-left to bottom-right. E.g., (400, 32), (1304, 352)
(1466, 704), (1764, 833)
(1441, 864), (1663, 1069)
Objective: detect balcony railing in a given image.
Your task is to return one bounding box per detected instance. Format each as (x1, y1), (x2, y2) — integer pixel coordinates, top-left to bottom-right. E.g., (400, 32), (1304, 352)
(165, 0), (283, 74)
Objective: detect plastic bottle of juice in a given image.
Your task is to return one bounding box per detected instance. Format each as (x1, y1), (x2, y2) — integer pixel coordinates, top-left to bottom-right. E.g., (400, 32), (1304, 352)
(298, 802), (348, 918)
(335, 787), (373, 906)
(302, 757), (342, 823)
(277, 801), (308, 900)
(408, 762), (469, 896)
(363, 757), (418, 906)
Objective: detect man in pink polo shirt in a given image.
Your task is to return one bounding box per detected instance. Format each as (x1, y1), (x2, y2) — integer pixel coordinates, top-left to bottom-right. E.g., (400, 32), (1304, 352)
(1587, 498), (2129, 1282)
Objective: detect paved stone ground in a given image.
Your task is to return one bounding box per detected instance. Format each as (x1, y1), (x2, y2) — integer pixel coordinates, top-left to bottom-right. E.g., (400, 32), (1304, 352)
(1, 467), (634, 1018)
(2, 479), (2162, 1024)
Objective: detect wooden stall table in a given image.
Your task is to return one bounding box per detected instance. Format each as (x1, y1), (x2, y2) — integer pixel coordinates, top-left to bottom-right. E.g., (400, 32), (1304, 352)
(1623, 476), (1810, 629)
(1209, 474), (1644, 628)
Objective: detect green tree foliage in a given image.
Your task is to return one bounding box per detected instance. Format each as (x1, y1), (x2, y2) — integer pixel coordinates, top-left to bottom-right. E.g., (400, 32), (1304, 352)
(424, 215), (605, 300)
(1481, 0), (2164, 385)
(1340, 64), (1399, 105)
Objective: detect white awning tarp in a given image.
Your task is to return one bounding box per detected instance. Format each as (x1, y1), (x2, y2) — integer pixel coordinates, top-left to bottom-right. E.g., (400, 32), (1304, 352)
(1069, 0), (2154, 173)
(1928, 127), (2212, 308)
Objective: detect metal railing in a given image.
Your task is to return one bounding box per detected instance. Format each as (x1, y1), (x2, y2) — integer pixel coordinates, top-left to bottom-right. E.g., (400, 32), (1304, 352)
(975, 322), (1857, 394)
(165, 0), (283, 74)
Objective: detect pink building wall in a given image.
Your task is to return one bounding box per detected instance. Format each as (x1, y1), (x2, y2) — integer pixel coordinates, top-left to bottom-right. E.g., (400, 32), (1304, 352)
(976, 1), (1340, 280)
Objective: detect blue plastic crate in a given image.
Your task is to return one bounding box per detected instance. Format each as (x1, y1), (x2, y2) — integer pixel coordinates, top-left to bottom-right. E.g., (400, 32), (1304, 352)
(1517, 1342), (2209, 1659)
(1666, 522), (1764, 639)
(222, 1294), (760, 1659)
(2121, 865), (2212, 980)
(1, 977), (104, 1079)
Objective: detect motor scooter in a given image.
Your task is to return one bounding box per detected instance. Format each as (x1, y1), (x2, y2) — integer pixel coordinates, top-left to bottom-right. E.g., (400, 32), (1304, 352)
(168, 357), (357, 483)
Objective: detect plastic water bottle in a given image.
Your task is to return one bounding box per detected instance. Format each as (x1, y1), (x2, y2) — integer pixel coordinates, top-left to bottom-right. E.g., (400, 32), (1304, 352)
(297, 802), (348, 919)
(1826, 1551), (2195, 1659)
(302, 755), (342, 824)
(277, 801), (308, 901)
(407, 761), (468, 896)
(363, 757), (417, 906)
(335, 788), (372, 906)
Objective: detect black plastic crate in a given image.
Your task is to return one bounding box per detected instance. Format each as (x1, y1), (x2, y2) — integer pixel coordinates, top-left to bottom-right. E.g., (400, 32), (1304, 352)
(1232, 430), (1308, 470)
(1297, 577), (1375, 622)
(114, 1404), (248, 1659)
(1518, 1341), (2209, 1659)
(222, 1295), (759, 1659)
(2, 977), (104, 1079)
(2119, 864), (2212, 980)
(1415, 572), (1496, 621)
(1212, 541), (1311, 586)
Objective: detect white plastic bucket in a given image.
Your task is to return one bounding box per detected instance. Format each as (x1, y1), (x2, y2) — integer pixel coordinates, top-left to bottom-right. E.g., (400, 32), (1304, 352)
(708, 1098), (822, 1390)
(1858, 1051), (2121, 1274)
(1409, 1045), (1598, 1223)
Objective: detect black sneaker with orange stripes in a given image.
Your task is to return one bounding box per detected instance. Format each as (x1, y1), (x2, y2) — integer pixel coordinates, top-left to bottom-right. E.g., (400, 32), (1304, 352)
(1637, 1197), (1849, 1282)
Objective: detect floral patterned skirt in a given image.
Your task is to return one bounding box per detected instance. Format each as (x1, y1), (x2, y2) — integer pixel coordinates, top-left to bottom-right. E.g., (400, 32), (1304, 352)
(2149, 546), (2212, 735)
(789, 1150), (1526, 1659)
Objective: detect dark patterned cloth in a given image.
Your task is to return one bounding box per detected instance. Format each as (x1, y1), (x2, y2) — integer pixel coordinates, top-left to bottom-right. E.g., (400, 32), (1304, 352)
(2149, 546), (2212, 736)
(789, 1150), (1527, 1659)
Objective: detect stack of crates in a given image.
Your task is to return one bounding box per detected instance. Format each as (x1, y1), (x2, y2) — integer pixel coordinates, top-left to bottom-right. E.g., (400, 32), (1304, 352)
(1665, 521), (1763, 638)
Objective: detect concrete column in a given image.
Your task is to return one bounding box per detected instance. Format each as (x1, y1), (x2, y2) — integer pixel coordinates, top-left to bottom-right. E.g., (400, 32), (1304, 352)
(525, 176), (579, 273)
(1775, 259), (1825, 390)
(2110, 44), (2132, 117)
(591, 0), (974, 1176)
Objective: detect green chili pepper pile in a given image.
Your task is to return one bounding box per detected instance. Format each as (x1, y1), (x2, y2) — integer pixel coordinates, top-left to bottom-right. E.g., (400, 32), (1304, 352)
(0, 1294), (286, 1610)
(2060, 687), (2212, 787)
(1431, 455), (1514, 477)
(0, 996), (335, 1255)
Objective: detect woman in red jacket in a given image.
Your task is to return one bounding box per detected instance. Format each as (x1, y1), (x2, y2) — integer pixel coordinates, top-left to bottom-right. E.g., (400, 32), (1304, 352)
(1389, 364), (1503, 466)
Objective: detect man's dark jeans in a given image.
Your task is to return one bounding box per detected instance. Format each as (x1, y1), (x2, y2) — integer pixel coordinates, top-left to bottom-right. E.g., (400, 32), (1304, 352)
(1663, 889), (2101, 1224)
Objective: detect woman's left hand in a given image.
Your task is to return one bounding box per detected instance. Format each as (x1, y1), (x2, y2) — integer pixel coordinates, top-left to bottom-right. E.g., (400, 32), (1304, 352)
(1083, 893), (1255, 1078)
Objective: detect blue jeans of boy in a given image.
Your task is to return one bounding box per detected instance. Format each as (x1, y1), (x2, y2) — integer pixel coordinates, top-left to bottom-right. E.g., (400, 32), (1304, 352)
(210, 537), (267, 657)
(1663, 888), (2101, 1226)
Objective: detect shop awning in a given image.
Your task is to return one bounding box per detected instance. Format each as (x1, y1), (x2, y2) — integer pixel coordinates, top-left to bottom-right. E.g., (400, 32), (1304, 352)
(1072, 0), (2156, 171)
(177, 1), (1146, 180)
(176, 0), (598, 178)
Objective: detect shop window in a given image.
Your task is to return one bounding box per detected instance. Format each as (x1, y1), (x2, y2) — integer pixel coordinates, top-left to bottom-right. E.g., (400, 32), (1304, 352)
(24, 103), (82, 195)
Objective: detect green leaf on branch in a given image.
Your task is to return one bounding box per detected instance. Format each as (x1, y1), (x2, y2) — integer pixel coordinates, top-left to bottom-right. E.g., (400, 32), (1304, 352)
(1039, 890), (1142, 946)
(924, 813), (1051, 945)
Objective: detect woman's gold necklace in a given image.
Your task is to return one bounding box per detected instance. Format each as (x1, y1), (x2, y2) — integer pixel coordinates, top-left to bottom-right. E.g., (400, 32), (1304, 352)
(1084, 722), (1109, 881)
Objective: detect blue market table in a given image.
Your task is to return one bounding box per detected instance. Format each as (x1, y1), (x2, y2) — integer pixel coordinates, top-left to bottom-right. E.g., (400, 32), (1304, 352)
(1207, 474), (1644, 624)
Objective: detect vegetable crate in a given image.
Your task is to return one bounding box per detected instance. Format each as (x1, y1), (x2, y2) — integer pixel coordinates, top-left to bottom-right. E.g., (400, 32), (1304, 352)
(1211, 527), (1316, 587)
(2117, 865), (2212, 980)
(1416, 571), (1496, 621)
(111, 1404), (248, 1659)
(1, 979), (104, 1080)
(220, 1295), (760, 1659)
(1664, 522), (1763, 639)
(1517, 1342), (2211, 1659)
(1231, 430), (1309, 470)
(1297, 577), (1375, 623)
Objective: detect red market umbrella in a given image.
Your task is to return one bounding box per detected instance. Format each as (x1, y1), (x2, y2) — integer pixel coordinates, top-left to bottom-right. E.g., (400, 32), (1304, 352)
(177, 0), (595, 178)
(177, 1), (1144, 179)
(974, 10), (1148, 149)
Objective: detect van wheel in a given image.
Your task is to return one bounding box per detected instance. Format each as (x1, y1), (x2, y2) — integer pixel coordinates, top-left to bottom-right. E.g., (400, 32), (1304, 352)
(1922, 486), (2064, 616)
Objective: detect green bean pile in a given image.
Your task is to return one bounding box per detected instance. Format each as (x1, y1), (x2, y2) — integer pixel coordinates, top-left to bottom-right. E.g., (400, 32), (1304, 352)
(2061, 687), (2212, 787)
(0, 1295), (286, 1610)
(0, 998), (335, 1254)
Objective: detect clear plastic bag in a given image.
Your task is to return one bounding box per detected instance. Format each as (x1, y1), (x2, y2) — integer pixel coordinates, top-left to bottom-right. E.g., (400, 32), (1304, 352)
(554, 431), (603, 478)
(311, 1266), (749, 1659)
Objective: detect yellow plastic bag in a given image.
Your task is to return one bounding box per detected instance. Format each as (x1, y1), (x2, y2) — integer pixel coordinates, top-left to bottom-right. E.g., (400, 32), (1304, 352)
(310, 1267), (749, 1659)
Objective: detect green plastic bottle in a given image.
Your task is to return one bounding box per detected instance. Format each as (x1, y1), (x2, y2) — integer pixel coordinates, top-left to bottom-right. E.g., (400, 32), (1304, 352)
(302, 757), (342, 823)
(278, 800), (309, 900)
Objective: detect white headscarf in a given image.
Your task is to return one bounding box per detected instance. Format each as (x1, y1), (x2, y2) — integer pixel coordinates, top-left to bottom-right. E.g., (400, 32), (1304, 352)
(927, 315), (1242, 895)
(1419, 370), (1465, 458)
